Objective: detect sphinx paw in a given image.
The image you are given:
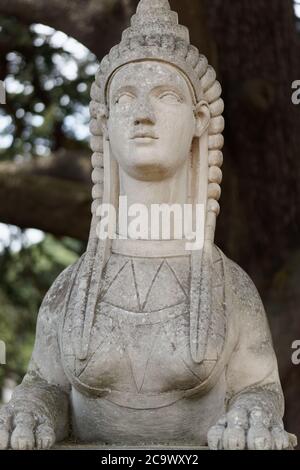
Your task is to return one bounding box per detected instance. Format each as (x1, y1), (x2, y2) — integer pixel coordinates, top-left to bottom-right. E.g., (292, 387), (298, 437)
(207, 406), (291, 450)
(0, 407), (56, 450)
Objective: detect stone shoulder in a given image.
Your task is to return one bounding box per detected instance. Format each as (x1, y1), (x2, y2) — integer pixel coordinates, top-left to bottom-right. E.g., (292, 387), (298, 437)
(40, 255), (84, 315)
(217, 248), (265, 317)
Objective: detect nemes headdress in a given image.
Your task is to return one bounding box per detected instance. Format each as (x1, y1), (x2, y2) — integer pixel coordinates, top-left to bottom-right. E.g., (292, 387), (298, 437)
(74, 0), (224, 363)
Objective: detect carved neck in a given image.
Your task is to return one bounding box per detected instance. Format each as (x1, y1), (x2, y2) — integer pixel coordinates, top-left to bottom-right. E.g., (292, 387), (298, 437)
(117, 161), (190, 240)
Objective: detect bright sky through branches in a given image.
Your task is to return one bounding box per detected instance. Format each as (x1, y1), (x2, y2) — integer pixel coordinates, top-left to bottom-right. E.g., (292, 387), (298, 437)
(0, 23), (97, 150)
(295, 0), (300, 18)
(0, 223), (44, 253)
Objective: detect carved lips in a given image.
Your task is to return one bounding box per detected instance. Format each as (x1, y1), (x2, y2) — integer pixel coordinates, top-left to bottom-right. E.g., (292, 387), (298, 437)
(130, 129), (159, 142)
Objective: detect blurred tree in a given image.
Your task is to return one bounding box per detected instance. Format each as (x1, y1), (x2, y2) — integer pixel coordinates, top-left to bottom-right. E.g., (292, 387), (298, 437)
(0, 15), (95, 239)
(205, 0), (300, 278)
(0, 17), (97, 157)
(0, 0), (134, 59)
(0, 233), (82, 388)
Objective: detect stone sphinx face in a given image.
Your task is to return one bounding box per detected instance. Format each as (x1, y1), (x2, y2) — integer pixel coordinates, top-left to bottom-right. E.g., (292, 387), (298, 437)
(107, 61), (197, 182)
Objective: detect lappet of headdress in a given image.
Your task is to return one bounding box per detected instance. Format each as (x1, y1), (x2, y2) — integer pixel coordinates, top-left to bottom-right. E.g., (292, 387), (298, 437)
(73, 0), (225, 363)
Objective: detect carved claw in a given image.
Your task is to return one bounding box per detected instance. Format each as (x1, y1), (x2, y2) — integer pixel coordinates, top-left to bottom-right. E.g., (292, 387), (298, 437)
(207, 415), (227, 450)
(0, 406), (12, 450)
(36, 424), (56, 450)
(222, 407), (248, 450)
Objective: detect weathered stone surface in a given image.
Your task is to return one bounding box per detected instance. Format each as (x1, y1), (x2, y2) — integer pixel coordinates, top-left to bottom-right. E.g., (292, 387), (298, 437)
(0, 0), (296, 451)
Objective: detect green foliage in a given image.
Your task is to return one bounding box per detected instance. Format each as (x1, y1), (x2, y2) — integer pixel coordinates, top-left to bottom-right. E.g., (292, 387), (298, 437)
(0, 15), (97, 161)
(0, 234), (81, 388)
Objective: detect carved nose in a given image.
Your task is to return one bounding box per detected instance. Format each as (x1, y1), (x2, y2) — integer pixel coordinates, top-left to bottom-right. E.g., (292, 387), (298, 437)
(133, 101), (156, 126)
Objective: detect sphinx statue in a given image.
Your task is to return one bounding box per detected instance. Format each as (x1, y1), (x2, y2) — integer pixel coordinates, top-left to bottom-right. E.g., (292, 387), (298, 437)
(0, 0), (296, 450)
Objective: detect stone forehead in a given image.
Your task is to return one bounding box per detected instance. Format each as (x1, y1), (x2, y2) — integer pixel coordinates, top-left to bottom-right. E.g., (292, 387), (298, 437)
(98, 50), (205, 105)
(108, 61), (195, 97)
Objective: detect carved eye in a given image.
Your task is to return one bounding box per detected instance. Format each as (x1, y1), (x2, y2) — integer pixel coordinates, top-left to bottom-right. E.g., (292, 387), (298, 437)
(158, 92), (182, 104)
(116, 93), (135, 105)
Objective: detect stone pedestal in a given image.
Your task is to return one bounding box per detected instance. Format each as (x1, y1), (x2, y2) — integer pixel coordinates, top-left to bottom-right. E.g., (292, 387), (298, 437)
(54, 442), (208, 450)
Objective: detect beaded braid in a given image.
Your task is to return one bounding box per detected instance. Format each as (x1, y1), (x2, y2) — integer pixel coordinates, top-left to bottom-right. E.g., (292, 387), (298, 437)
(71, 107), (105, 360)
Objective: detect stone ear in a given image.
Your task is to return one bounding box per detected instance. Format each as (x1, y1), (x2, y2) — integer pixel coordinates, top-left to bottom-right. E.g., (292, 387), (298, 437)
(194, 101), (210, 138)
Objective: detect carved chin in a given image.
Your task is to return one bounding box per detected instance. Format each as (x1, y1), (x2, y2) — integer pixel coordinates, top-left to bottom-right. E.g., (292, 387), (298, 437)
(124, 160), (177, 182)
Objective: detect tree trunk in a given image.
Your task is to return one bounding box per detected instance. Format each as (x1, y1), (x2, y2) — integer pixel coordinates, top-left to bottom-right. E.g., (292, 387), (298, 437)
(205, 0), (300, 278)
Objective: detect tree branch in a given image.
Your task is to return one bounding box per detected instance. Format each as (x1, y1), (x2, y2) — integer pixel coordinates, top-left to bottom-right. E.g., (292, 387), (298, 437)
(0, 164), (92, 241)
